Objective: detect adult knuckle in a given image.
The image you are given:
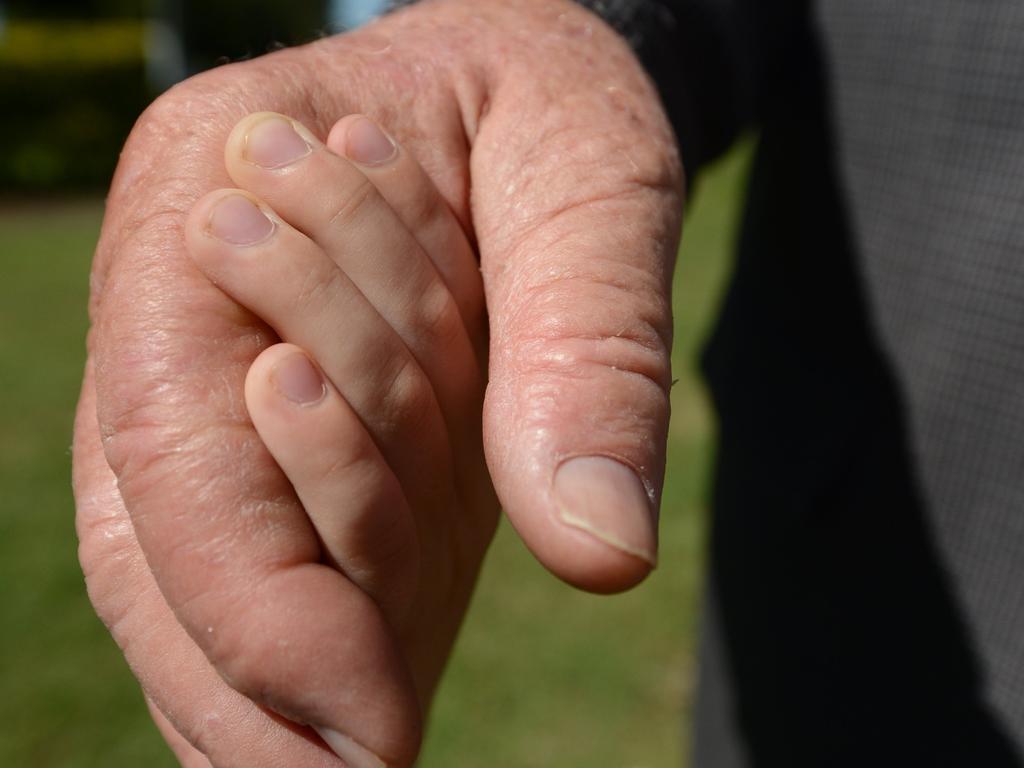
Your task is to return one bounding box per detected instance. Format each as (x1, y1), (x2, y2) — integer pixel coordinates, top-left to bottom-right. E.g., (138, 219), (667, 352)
(110, 76), (248, 255)
(124, 76), (220, 169)
(525, 329), (671, 398)
(508, 272), (672, 394)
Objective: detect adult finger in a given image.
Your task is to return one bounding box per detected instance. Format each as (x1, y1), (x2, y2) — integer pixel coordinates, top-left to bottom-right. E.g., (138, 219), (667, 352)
(470, 4), (685, 593)
(74, 363), (346, 768)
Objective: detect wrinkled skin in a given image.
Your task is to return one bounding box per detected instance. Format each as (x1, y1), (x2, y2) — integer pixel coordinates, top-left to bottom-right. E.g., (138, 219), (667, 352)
(73, 0), (684, 765)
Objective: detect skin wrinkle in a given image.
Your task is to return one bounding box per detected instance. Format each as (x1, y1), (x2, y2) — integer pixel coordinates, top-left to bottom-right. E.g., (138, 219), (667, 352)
(509, 374), (667, 467)
(76, 500), (135, 543)
(497, 271), (672, 380)
(506, 346), (670, 418)
(480, 182), (675, 271)
(491, 239), (648, 310)
(79, 522), (144, 601)
(510, 107), (674, 195)
(510, 300), (670, 366)
(520, 336), (670, 394)
(501, 249), (669, 323)
(520, 255), (669, 310)
(472, 88), (680, 251)
(507, 278), (668, 345)
(111, 419), (292, 545)
(78, 532), (152, 664)
(505, 374), (669, 455)
(99, 364), (246, 432)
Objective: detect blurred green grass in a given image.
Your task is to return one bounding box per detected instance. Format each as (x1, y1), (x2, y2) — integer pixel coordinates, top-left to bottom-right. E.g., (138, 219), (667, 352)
(0, 142), (750, 767)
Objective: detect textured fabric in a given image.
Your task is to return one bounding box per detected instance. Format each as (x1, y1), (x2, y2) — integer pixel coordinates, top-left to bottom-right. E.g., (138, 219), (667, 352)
(818, 0), (1024, 748)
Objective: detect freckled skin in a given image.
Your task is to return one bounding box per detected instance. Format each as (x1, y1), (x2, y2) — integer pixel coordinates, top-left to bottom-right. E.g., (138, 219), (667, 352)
(74, 0), (684, 765)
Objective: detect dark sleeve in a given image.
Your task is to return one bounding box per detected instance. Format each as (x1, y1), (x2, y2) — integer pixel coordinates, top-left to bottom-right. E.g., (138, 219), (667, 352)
(386, 0), (798, 177)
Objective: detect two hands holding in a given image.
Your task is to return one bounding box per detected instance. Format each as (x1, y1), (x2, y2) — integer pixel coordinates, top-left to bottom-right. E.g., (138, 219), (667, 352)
(73, 1), (684, 765)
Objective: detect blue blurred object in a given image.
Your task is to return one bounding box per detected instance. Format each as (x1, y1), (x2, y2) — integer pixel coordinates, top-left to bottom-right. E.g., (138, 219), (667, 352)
(329, 0), (384, 30)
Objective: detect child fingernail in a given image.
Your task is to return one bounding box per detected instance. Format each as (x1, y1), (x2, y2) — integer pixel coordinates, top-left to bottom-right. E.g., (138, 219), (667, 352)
(272, 352), (327, 406)
(207, 195), (275, 245)
(344, 117), (397, 166)
(244, 115), (312, 169)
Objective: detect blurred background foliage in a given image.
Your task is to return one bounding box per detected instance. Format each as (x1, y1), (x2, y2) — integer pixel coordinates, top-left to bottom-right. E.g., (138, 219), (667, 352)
(0, 0), (330, 192)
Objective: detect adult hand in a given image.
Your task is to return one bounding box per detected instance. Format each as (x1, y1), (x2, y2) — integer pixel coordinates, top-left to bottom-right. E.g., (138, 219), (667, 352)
(73, 0), (683, 765)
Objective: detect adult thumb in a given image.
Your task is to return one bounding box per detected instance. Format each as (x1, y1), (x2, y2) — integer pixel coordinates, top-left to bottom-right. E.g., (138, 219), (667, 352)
(471, 11), (684, 593)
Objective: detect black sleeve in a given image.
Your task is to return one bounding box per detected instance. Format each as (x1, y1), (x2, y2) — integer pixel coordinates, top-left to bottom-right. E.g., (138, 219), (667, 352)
(386, 0), (798, 177)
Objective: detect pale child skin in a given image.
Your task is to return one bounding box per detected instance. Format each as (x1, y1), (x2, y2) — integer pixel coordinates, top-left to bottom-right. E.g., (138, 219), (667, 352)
(184, 111), (499, 767)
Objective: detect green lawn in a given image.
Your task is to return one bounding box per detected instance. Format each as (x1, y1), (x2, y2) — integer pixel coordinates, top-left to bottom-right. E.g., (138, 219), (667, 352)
(0, 143), (750, 767)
